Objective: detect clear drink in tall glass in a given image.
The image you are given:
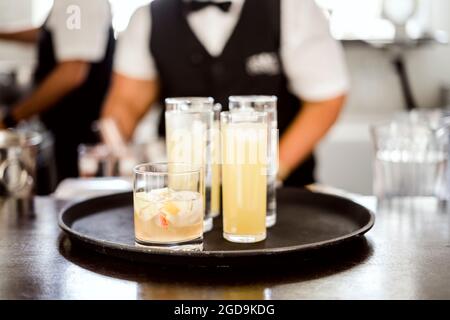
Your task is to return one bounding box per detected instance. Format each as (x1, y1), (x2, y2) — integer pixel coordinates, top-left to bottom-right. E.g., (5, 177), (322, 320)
(165, 97), (214, 232)
(229, 96), (278, 227)
(221, 111), (268, 243)
(133, 162), (204, 251)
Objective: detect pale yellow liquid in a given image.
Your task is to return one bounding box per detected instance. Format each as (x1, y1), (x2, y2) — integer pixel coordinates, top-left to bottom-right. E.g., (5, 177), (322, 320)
(134, 190), (203, 244)
(211, 163), (221, 216)
(221, 123), (267, 239)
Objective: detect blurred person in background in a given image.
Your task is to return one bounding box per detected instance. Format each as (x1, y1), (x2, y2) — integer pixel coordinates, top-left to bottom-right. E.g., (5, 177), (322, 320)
(0, 0), (115, 183)
(101, 0), (349, 187)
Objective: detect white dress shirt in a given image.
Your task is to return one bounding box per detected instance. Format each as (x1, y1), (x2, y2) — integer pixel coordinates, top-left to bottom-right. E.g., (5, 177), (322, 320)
(46, 0), (112, 63)
(114, 0), (349, 101)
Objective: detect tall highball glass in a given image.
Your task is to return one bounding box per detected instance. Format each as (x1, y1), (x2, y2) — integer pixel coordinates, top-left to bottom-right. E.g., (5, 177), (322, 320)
(221, 110), (269, 243)
(229, 96), (278, 227)
(165, 97), (214, 232)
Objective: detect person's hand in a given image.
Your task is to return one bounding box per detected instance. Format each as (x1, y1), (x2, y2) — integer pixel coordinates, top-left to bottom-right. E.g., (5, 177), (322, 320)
(100, 73), (160, 141)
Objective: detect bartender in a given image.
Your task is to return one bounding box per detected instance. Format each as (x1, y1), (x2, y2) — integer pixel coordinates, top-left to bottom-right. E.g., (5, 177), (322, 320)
(101, 0), (349, 186)
(0, 0), (115, 183)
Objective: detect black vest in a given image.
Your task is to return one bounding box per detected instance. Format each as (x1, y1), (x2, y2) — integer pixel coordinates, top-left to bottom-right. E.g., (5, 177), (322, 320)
(150, 0), (315, 186)
(33, 24), (115, 180)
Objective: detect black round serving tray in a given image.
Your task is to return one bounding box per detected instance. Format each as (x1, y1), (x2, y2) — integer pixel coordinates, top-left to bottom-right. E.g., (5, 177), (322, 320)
(59, 188), (374, 267)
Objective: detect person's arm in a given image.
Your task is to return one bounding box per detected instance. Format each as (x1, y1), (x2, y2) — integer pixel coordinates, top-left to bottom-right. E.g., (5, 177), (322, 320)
(0, 28), (40, 43)
(277, 0), (350, 180)
(2, 0), (114, 127)
(100, 5), (158, 141)
(101, 72), (160, 141)
(278, 94), (346, 180)
(4, 61), (89, 124)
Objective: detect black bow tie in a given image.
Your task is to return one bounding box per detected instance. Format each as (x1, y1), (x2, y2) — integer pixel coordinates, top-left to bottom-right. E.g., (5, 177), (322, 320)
(185, 1), (233, 13)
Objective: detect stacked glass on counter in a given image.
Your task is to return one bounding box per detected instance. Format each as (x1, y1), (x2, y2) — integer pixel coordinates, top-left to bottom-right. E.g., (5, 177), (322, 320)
(371, 110), (450, 206)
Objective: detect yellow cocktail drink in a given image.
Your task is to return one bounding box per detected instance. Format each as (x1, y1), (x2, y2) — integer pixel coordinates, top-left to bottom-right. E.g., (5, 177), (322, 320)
(221, 118), (268, 243)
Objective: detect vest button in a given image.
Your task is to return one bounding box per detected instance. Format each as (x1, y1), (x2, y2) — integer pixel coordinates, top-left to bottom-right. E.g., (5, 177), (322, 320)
(190, 53), (204, 65)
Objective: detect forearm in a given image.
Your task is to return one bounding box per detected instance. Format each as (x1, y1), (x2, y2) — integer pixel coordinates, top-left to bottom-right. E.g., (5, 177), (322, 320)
(278, 95), (346, 179)
(11, 61), (89, 121)
(101, 73), (159, 141)
(101, 95), (143, 141)
(0, 28), (39, 43)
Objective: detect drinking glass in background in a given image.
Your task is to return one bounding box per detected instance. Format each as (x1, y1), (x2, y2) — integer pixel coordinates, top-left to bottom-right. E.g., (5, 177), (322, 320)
(221, 110), (269, 243)
(115, 144), (150, 177)
(78, 144), (114, 178)
(371, 114), (449, 202)
(165, 97), (214, 232)
(133, 162), (204, 251)
(229, 96), (278, 227)
(78, 142), (166, 179)
(211, 103), (222, 218)
(393, 109), (450, 201)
